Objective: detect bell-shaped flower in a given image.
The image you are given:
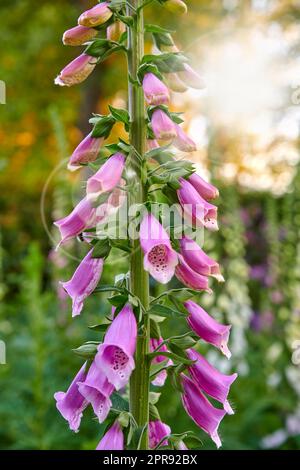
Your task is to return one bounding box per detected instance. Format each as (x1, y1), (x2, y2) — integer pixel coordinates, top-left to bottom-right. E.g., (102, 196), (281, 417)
(62, 25), (98, 46)
(184, 300), (232, 358)
(96, 421), (124, 450)
(55, 54), (97, 87)
(151, 109), (177, 141)
(86, 153), (125, 200)
(181, 374), (226, 448)
(187, 349), (237, 414)
(177, 178), (218, 231)
(61, 248), (104, 317)
(95, 304), (137, 390)
(78, 2), (113, 28)
(164, 0), (188, 14)
(173, 124), (197, 152)
(149, 420), (171, 449)
(54, 197), (97, 246)
(180, 236), (224, 282)
(164, 72), (188, 93)
(140, 213), (178, 284)
(54, 363), (88, 432)
(188, 173), (219, 200)
(150, 337), (173, 387)
(143, 73), (170, 105)
(68, 132), (104, 170)
(107, 21), (127, 42)
(178, 63), (205, 89)
(175, 255), (212, 293)
(77, 360), (114, 423)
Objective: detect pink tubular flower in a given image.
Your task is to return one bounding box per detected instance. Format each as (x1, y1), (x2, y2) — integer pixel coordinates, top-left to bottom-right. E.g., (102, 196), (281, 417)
(68, 132), (104, 170)
(61, 248), (103, 317)
(177, 178), (219, 231)
(187, 349), (237, 414)
(54, 197), (97, 246)
(140, 213), (178, 284)
(181, 374), (226, 448)
(95, 304), (137, 390)
(184, 300), (232, 358)
(188, 173), (219, 200)
(77, 361), (114, 423)
(55, 54), (97, 87)
(107, 21), (126, 42)
(175, 255), (212, 293)
(151, 109), (177, 141)
(96, 421), (124, 450)
(164, 72), (188, 93)
(150, 337), (173, 387)
(173, 124), (197, 152)
(86, 153), (125, 200)
(54, 363), (88, 432)
(149, 420), (171, 449)
(78, 2), (113, 28)
(178, 63), (205, 89)
(62, 25), (98, 46)
(143, 73), (170, 105)
(179, 236), (224, 282)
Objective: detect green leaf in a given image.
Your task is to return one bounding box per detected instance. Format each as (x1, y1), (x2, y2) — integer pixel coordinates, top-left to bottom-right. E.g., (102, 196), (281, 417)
(92, 237), (111, 259)
(150, 359), (170, 379)
(147, 304), (187, 318)
(145, 24), (174, 34)
(169, 335), (197, 350)
(109, 238), (131, 253)
(72, 342), (99, 359)
(111, 392), (130, 412)
(149, 392), (161, 405)
(108, 105), (130, 128)
(141, 53), (188, 73)
(93, 284), (125, 294)
(88, 322), (111, 332)
(91, 115), (116, 138)
(149, 350), (194, 365)
(137, 63), (163, 83)
(150, 318), (161, 340)
(149, 403), (161, 421)
(85, 39), (113, 58)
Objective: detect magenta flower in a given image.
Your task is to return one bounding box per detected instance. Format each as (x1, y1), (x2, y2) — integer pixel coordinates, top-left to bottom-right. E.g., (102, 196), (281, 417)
(61, 248), (103, 317)
(77, 361), (114, 423)
(184, 300), (232, 358)
(149, 420), (171, 449)
(140, 213), (178, 284)
(62, 25), (98, 46)
(54, 363), (88, 432)
(177, 178), (219, 231)
(178, 64), (205, 89)
(95, 304), (137, 390)
(86, 153), (125, 200)
(143, 73), (170, 105)
(179, 236), (224, 282)
(78, 2), (113, 28)
(181, 374), (226, 448)
(150, 337), (173, 387)
(151, 109), (177, 141)
(175, 255), (212, 293)
(96, 421), (124, 450)
(188, 173), (219, 200)
(177, 441), (188, 450)
(55, 54), (97, 87)
(68, 132), (104, 170)
(54, 197), (97, 246)
(173, 124), (197, 152)
(187, 349), (237, 414)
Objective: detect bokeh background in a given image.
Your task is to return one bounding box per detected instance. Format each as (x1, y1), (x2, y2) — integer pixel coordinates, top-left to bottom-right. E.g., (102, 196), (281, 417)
(1, 0), (300, 450)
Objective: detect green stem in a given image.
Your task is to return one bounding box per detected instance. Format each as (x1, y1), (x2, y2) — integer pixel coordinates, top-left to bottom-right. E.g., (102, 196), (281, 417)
(126, 0), (150, 450)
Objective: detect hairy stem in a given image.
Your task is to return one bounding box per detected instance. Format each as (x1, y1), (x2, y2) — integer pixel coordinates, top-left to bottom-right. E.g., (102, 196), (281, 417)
(126, 0), (150, 449)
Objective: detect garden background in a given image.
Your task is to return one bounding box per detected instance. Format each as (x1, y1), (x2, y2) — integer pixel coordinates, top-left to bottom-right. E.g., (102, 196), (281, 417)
(1, 0), (300, 450)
